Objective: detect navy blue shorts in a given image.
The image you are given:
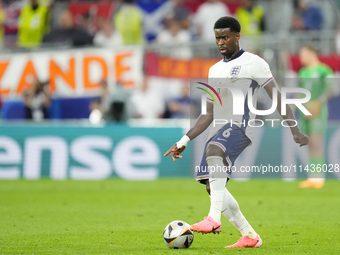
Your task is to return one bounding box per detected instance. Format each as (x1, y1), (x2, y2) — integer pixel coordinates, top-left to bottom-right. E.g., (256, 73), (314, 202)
(196, 123), (251, 183)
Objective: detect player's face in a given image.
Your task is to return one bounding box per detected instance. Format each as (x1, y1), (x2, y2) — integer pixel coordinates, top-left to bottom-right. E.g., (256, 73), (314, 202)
(214, 28), (240, 59)
(299, 48), (311, 66)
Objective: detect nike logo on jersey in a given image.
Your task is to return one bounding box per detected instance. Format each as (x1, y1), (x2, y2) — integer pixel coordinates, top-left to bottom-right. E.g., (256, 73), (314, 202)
(217, 137), (228, 142)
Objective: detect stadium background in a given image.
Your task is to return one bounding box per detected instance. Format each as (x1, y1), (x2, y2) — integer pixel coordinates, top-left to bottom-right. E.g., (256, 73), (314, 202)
(1, 1), (340, 254)
(0, 0), (339, 180)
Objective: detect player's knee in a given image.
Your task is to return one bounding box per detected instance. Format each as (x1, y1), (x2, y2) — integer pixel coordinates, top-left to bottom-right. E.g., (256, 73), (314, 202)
(206, 144), (224, 158)
(205, 180), (211, 195)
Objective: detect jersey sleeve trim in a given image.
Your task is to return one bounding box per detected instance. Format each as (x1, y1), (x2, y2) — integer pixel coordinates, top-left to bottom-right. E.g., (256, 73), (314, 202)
(261, 77), (274, 88)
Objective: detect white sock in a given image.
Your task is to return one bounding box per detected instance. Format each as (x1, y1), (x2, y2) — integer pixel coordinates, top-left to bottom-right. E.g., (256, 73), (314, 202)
(206, 156), (227, 223)
(222, 188), (258, 239)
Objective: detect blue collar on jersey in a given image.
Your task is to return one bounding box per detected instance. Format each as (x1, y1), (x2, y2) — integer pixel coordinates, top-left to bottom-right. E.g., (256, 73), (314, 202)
(223, 49), (245, 63)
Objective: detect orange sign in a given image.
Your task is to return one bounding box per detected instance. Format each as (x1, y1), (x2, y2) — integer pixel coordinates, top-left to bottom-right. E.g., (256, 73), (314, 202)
(145, 53), (218, 79)
(0, 48), (142, 97)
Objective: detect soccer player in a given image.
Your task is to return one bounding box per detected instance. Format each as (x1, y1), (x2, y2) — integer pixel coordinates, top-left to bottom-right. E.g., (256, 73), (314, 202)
(298, 45), (334, 189)
(164, 16), (309, 248)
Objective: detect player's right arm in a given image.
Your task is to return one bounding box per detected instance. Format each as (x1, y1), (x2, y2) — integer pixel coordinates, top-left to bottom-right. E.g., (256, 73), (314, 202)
(163, 101), (214, 162)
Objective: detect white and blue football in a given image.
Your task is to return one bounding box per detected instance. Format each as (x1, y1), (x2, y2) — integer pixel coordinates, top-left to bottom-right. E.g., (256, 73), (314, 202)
(163, 220), (194, 249)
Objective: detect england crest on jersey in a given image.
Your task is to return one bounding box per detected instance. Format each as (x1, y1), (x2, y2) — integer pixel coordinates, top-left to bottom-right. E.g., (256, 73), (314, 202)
(230, 66), (241, 77)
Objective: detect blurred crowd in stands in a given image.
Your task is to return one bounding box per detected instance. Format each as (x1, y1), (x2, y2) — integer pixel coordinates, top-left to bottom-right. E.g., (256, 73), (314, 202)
(23, 75), (198, 123)
(0, 0), (333, 49)
(0, 0), (339, 123)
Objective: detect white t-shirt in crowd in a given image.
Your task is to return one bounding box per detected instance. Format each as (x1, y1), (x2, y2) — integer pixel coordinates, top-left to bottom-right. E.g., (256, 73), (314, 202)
(156, 29), (192, 59)
(94, 31), (123, 47)
(131, 89), (165, 119)
(194, 1), (230, 42)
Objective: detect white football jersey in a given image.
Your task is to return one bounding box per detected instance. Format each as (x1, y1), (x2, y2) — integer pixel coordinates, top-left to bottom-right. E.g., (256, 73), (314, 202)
(206, 49), (273, 143)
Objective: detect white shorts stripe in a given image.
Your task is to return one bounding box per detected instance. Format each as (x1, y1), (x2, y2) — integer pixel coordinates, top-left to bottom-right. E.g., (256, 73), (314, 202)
(226, 155), (232, 167)
(209, 141), (226, 152)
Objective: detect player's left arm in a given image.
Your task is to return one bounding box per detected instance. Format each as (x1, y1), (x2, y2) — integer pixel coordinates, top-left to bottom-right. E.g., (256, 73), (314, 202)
(305, 71), (335, 118)
(264, 80), (309, 147)
(306, 87), (334, 117)
(251, 55), (308, 146)
(316, 70), (335, 104)
(318, 87), (334, 104)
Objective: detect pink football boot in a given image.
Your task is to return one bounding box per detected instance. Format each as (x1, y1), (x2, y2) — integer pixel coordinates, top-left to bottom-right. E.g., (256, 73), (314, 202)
(190, 216), (221, 234)
(225, 235), (262, 248)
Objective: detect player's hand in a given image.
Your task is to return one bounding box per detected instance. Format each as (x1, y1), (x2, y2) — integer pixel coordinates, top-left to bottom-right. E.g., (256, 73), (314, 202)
(293, 132), (309, 147)
(304, 100), (321, 119)
(163, 144), (186, 162)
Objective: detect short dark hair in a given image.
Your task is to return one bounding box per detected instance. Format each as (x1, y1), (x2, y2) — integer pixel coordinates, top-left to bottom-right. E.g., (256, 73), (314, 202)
(214, 16), (241, 33)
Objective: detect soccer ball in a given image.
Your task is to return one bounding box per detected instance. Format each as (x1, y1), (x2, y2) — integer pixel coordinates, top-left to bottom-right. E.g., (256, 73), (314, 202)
(163, 220), (194, 249)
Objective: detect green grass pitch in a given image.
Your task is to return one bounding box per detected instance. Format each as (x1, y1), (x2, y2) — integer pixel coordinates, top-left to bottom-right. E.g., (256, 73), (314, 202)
(1, 179), (339, 254)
